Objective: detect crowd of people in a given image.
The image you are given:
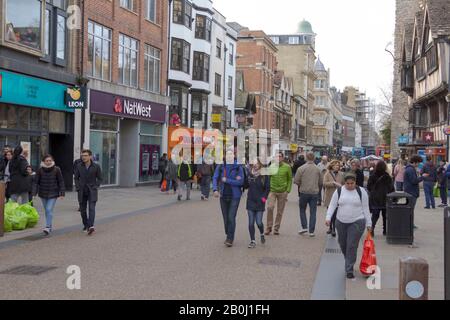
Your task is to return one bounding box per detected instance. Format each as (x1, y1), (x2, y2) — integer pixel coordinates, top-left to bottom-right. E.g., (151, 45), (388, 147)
(2, 143), (446, 279)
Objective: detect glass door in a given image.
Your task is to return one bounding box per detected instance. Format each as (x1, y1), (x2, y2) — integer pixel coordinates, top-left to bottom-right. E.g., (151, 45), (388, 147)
(90, 130), (118, 185)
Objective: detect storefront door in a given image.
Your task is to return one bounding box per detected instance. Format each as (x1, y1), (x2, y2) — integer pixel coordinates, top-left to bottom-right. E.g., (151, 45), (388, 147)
(90, 131), (118, 186)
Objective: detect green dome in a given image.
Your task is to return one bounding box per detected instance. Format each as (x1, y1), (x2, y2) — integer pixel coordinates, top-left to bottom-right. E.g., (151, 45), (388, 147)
(298, 19), (314, 34)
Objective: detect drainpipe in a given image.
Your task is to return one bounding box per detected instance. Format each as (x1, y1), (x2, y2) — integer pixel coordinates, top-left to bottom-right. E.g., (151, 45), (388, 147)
(224, 44), (228, 131)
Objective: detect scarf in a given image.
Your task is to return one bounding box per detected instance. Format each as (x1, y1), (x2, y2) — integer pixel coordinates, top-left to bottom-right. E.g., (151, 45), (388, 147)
(251, 166), (261, 178)
(40, 160), (55, 169)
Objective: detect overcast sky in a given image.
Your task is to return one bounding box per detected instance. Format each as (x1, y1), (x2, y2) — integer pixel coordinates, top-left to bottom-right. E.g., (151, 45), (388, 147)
(214, 0), (396, 104)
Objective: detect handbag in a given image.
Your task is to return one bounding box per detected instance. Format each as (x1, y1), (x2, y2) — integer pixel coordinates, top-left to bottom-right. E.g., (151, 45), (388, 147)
(359, 232), (377, 276)
(160, 179), (167, 192)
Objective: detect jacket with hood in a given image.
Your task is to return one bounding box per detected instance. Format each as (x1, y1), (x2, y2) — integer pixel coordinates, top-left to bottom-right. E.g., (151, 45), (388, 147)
(33, 161), (65, 199)
(367, 171), (395, 209)
(212, 161), (244, 199)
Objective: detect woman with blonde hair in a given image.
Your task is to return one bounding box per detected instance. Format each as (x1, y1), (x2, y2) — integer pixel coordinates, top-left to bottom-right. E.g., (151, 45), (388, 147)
(323, 160), (345, 237)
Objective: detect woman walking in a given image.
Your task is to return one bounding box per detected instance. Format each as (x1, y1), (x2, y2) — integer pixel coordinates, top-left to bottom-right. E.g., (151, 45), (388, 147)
(367, 161), (395, 236)
(393, 159), (406, 191)
(197, 161), (214, 200)
(33, 155), (65, 235)
(323, 160), (344, 237)
(326, 173), (372, 279)
(246, 160), (270, 248)
(9, 146), (30, 204)
(165, 157), (178, 194)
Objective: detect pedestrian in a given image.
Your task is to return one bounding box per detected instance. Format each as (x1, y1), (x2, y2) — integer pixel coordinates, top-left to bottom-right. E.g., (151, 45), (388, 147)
(165, 157), (178, 194)
(212, 150), (245, 247)
(25, 165), (36, 205)
(177, 156), (194, 201)
(393, 159), (406, 191)
(159, 153), (168, 189)
(323, 160), (345, 237)
(246, 159), (270, 248)
(404, 155), (428, 229)
(326, 173), (372, 279)
(292, 155), (306, 176)
(341, 156), (350, 173)
(420, 156), (438, 209)
(367, 161), (395, 236)
(197, 160), (214, 201)
(0, 145), (12, 177)
(265, 152), (293, 236)
(350, 159), (365, 188)
(294, 152), (322, 237)
(1, 150), (13, 200)
(73, 155), (83, 211)
(33, 155), (65, 235)
(437, 160), (447, 207)
(74, 149), (102, 235)
(317, 156), (329, 206)
(8, 146), (30, 204)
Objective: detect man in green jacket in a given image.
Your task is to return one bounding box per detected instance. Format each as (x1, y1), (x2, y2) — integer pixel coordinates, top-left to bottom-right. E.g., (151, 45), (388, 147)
(265, 152), (293, 235)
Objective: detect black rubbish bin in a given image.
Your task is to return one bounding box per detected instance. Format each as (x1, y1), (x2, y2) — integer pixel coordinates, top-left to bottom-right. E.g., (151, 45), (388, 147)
(386, 192), (414, 245)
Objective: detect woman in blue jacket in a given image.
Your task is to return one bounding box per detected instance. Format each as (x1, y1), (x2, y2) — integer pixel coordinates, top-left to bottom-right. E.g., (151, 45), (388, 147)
(213, 152), (244, 247)
(246, 160), (270, 248)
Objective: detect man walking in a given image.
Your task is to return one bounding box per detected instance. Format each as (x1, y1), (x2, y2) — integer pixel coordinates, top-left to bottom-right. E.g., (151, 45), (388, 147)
(437, 161), (447, 207)
(316, 156), (328, 206)
(177, 156), (193, 201)
(74, 149), (102, 235)
(404, 155), (428, 229)
(295, 152), (323, 237)
(421, 156), (437, 209)
(265, 152), (292, 236)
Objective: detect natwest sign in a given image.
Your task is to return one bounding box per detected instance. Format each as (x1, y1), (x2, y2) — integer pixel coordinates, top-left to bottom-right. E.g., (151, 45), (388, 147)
(90, 90), (165, 123)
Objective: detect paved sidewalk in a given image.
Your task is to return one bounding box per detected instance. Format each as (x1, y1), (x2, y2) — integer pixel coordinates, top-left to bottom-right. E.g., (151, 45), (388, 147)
(346, 196), (445, 300)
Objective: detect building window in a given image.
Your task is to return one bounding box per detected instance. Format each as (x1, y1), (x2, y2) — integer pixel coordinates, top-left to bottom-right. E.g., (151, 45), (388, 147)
(118, 34), (139, 87)
(171, 38), (190, 74)
(87, 21), (112, 81)
(289, 36), (299, 45)
(315, 80), (325, 89)
(229, 43), (234, 66)
(271, 37), (279, 45)
(416, 57), (426, 80)
(228, 76), (233, 100)
(146, 0), (157, 23)
(170, 86), (188, 126)
(193, 52), (210, 82)
(173, 0), (192, 28)
(4, 0), (42, 51)
(195, 15), (212, 41)
(426, 46), (437, 73)
(120, 0), (135, 11)
(215, 73), (221, 96)
(227, 110), (231, 128)
(40, 1), (67, 65)
(216, 39), (222, 58)
(191, 93), (208, 128)
(315, 96), (325, 107)
(144, 44), (161, 93)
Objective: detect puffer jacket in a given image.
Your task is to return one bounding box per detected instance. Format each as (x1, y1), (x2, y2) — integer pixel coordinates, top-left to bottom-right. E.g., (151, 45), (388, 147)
(33, 164), (65, 199)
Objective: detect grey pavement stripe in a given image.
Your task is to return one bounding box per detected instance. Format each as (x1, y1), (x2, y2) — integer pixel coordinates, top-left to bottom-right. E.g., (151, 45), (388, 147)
(258, 257), (301, 268)
(0, 200), (180, 250)
(310, 237), (346, 300)
(0, 265), (58, 276)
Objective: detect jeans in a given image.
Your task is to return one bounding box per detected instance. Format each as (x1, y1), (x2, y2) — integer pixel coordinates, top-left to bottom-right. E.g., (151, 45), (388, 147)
(41, 198), (57, 230)
(80, 190), (97, 229)
(220, 197), (241, 242)
(299, 193), (319, 233)
(200, 176), (211, 198)
(178, 180), (191, 199)
(336, 219), (366, 273)
(10, 192), (29, 204)
(371, 209), (386, 233)
(395, 181), (404, 191)
(423, 181), (435, 208)
(248, 210), (264, 241)
(168, 179), (177, 192)
(440, 186), (447, 205)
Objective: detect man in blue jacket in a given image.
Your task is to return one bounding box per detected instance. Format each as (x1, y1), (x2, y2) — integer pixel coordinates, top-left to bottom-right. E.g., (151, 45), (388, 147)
(213, 151), (244, 247)
(404, 155), (429, 229)
(420, 156), (437, 209)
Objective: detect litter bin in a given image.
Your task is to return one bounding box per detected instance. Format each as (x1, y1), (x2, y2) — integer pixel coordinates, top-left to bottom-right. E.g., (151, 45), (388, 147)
(386, 192), (414, 245)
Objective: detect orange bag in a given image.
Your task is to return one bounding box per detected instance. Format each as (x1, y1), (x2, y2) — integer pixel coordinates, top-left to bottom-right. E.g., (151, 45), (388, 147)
(161, 179), (167, 192)
(359, 232), (377, 276)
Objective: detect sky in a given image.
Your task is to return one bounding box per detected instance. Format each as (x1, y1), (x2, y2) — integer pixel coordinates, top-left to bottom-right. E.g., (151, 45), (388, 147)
(213, 0), (396, 104)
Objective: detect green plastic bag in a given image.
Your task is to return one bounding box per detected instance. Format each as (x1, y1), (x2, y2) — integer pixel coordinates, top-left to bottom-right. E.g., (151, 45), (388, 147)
(17, 203), (40, 228)
(5, 200), (19, 217)
(10, 209), (28, 230)
(3, 215), (13, 232)
(433, 184), (440, 198)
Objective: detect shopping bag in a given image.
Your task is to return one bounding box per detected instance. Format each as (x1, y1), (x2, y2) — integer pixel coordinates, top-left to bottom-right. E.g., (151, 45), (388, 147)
(359, 232), (377, 276)
(433, 184), (440, 198)
(160, 179), (167, 192)
(17, 202), (39, 228)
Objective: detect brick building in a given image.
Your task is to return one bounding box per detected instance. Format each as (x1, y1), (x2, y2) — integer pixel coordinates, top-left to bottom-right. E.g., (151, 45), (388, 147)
(80, 0), (170, 186)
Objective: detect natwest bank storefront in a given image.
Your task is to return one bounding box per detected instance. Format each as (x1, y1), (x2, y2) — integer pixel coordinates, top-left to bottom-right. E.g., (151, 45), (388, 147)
(89, 90), (166, 187)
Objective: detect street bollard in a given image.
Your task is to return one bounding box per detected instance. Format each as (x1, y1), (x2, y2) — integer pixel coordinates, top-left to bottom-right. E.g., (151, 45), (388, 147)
(399, 257), (429, 300)
(0, 182), (5, 237)
(445, 208), (450, 300)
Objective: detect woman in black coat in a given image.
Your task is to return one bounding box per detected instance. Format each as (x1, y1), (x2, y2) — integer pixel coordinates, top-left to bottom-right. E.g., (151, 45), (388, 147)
(367, 161), (395, 236)
(9, 146), (30, 204)
(33, 155), (65, 235)
(350, 159), (365, 188)
(246, 160), (270, 248)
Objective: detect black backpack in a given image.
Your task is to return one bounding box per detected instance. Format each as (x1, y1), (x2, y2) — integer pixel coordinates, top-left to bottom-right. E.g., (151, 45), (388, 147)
(337, 186), (362, 202)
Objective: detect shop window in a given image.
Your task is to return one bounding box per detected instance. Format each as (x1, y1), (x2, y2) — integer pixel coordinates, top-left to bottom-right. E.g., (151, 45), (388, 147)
(0, 104), (17, 129)
(49, 111), (66, 133)
(90, 114), (118, 131)
(30, 109), (42, 131)
(87, 21), (112, 81)
(18, 108), (31, 130)
(119, 34), (139, 88)
(141, 122), (162, 135)
(4, 0), (42, 51)
(90, 131), (117, 185)
(41, 110), (49, 131)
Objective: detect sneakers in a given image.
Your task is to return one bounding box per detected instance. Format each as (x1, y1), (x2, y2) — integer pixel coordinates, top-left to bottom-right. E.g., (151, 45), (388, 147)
(346, 272), (355, 279)
(299, 229), (308, 235)
(88, 227), (95, 236)
(177, 195), (182, 201)
(83, 227), (88, 233)
(248, 241), (257, 249)
(43, 228), (51, 236)
(224, 240), (233, 247)
(201, 195), (205, 201)
(260, 234), (266, 244)
(438, 204), (447, 208)
(309, 233), (315, 238)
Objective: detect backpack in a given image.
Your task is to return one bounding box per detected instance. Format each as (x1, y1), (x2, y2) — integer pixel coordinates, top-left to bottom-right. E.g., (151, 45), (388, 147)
(337, 186), (362, 202)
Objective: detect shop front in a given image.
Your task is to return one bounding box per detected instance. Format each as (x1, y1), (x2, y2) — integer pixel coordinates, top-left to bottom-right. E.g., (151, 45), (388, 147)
(0, 69), (75, 188)
(89, 90), (166, 187)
